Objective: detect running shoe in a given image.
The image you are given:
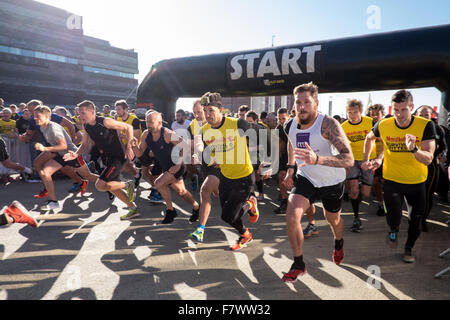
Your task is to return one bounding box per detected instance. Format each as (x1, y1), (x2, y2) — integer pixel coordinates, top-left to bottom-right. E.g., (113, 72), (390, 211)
(134, 169), (142, 189)
(5, 201), (38, 228)
(256, 193), (264, 201)
(120, 207), (140, 220)
(40, 200), (59, 211)
(34, 189), (48, 199)
(68, 183), (82, 193)
(161, 209), (177, 224)
(303, 223), (319, 238)
(247, 196), (259, 224)
(189, 207), (199, 222)
(350, 218), (363, 233)
(386, 231), (399, 249)
(332, 247), (344, 265)
(403, 247), (415, 263)
(125, 180), (136, 203)
(230, 229), (253, 251)
(80, 180), (88, 196)
(189, 228), (204, 242)
(281, 267), (307, 283)
(149, 191), (164, 204)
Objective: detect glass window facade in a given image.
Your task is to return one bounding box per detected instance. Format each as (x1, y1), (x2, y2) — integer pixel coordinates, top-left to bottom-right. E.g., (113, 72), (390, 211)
(0, 44), (78, 65)
(83, 66), (134, 79)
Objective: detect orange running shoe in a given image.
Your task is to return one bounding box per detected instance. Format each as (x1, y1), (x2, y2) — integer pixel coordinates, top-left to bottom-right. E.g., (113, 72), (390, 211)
(34, 189), (48, 199)
(230, 229), (253, 251)
(5, 201), (37, 228)
(80, 180), (88, 196)
(247, 196), (259, 224)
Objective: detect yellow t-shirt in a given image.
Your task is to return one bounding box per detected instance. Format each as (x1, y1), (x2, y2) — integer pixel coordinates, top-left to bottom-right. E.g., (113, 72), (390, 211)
(378, 116), (431, 184)
(201, 117), (253, 179)
(342, 116), (376, 161)
(0, 119), (16, 135)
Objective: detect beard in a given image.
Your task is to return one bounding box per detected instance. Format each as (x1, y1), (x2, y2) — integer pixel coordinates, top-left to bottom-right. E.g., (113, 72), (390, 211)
(297, 111), (315, 125)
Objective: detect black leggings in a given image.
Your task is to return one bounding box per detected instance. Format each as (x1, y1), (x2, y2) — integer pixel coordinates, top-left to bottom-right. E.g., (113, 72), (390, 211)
(219, 173), (255, 234)
(424, 161), (438, 222)
(383, 180), (425, 249)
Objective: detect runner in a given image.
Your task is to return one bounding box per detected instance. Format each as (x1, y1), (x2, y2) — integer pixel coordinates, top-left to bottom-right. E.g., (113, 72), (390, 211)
(274, 107), (290, 215)
(115, 100), (142, 188)
(414, 105), (446, 232)
(188, 100), (221, 242)
(33, 106), (96, 211)
(281, 82), (354, 283)
(130, 111), (199, 224)
(363, 90), (436, 263)
(341, 99), (377, 232)
(245, 111), (267, 201)
(63, 100), (139, 220)
(197, 92), (269, 251)
(367, 104), (386, 216)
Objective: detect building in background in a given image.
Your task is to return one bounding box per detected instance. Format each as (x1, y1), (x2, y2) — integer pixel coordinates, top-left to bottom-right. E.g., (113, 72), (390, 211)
(0, 0), (138, 110)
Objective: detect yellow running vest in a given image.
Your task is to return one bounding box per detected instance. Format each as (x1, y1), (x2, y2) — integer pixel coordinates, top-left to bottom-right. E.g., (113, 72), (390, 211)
(342, 116), (376, 161)
(379, 116), (429, 184)
(117, 114), (141, 144)
(202, 117), (253, 179)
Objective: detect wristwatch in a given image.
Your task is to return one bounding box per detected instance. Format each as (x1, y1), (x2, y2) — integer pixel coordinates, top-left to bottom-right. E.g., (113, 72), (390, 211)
(286, 165), (296, 170)
(410, 145), (419, 153)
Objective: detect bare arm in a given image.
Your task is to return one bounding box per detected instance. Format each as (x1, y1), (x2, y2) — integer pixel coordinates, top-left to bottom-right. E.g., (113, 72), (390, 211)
(320, 115), (354, 168)
(131, 130), (149, 158)
(74, 125), (92, 156)
(60, 117), (76, 140)
(413, 138), (435, 166)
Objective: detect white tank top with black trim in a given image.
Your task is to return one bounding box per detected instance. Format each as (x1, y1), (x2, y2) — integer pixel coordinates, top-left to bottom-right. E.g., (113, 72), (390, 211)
(286, 113), (346, 188)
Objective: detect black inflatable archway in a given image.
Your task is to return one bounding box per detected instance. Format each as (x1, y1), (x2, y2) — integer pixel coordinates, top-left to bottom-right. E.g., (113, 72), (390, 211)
(137, 24), (450, 122)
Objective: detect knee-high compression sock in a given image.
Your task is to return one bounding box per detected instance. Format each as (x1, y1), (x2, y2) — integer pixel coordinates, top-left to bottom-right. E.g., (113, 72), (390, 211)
(351, 198), (360, 219)
(256, 180), (263, 194)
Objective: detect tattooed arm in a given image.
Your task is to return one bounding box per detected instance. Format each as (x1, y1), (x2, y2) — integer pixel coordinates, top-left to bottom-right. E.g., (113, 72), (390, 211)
(319, 115), (354, 168)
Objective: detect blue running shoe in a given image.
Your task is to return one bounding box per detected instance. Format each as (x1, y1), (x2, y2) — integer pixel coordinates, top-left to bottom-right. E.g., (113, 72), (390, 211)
(303, 223), (319, 238)
(68, 183), (82, 193)
(386, 231), (398, 248)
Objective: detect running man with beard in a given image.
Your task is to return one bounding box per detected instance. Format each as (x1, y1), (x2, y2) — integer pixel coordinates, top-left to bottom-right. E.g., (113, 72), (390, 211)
(131, 111), (199, 224)
(63, 100), (138, 220)
(282, 82), (354, 283)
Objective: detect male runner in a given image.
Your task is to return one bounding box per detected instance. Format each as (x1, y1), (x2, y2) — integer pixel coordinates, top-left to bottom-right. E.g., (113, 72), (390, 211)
(33, 106), (96, 211)
(188, 100), (221, 242)
(367, 104), (386, 216)
(198, 92), (267, 251)
(63, 100), (138, 220)
(282, 82), (354, 283)
(341, 99), (377, 232)
(131, 111), (199, 224)
(363, 90), (436, 263)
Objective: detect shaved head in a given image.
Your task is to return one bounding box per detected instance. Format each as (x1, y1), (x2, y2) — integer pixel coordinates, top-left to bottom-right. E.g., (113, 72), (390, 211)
(146, 111), (163, 132)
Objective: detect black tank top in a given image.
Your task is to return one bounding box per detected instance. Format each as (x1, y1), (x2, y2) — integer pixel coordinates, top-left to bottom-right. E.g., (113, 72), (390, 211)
(84, 116), (124, 159)
(145, 127), (175, 171)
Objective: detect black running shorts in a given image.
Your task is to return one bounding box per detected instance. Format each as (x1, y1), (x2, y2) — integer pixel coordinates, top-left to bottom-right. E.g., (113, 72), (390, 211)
(292, 174), (344, 213)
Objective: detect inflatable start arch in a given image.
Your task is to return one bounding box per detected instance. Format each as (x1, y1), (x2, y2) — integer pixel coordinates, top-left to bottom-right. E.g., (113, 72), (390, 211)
(137, 24), (450, 122)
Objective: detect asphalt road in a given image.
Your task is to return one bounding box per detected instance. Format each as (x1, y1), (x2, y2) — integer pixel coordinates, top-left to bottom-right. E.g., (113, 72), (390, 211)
(0, 175), (449, 300)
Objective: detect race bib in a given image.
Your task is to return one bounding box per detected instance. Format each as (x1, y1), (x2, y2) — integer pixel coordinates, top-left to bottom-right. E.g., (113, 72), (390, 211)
(296, 133), (310, 149)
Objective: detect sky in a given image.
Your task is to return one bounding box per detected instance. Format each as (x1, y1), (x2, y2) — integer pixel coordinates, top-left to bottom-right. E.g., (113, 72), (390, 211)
(36, 0), (450, 115)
